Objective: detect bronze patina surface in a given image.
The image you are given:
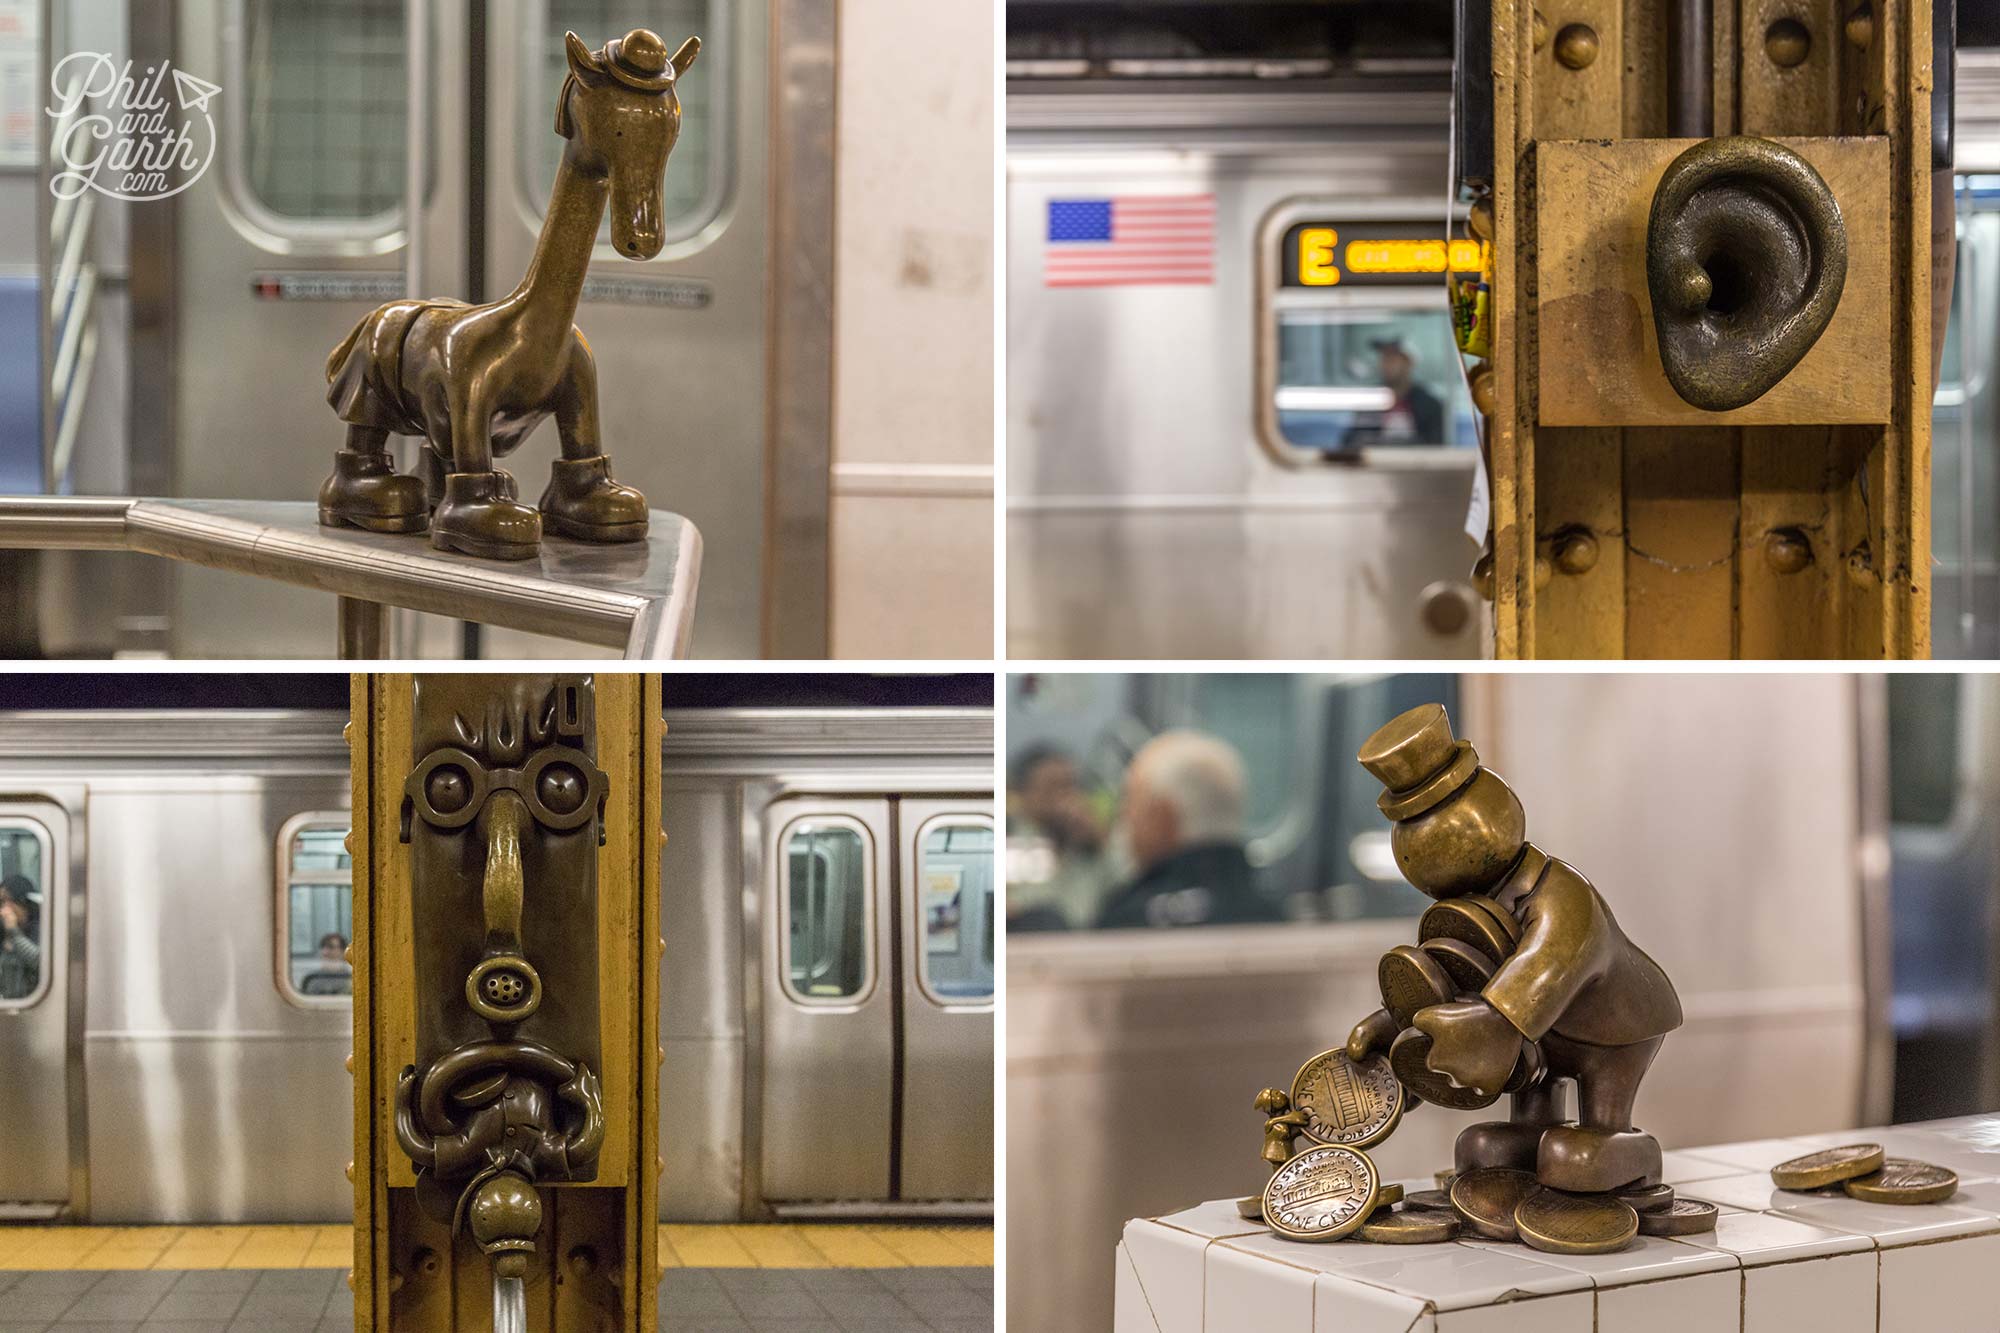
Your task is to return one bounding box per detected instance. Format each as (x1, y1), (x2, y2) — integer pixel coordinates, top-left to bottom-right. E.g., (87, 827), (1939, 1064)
(1770, 1143), (1885, 1190)
(1380, 944), (1456, 1028)
(1646, 136), (1848, 411)
(1349, 703), (1683, 1195)
(1423, 937), (1499, 993)
(1290, 1049), (1404, 1149)
(1417, 899), (1517, 966)
(320, 29), (700, 560)
(1262, 1145), (1380, 1242)
(1448, 1167), (1540, 1242)
(1843, 1159), (1959, 1204)
(1356, 1205), (1460, 1245)
(1514, 1188), (1639, 1255)
(1638, 1198), (1722, 1236)
(1614, 1181), (1676, 1214)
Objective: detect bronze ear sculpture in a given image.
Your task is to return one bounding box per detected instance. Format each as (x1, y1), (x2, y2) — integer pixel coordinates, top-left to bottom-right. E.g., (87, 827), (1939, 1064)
(319, 29), (698, 561)
(1347, 703), (1683, 1195)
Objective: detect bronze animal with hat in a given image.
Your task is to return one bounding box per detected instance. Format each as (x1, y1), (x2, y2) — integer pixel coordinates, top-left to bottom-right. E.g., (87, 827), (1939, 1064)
(1345, 703), (1683, 1194)
(319, 27), (698, 560)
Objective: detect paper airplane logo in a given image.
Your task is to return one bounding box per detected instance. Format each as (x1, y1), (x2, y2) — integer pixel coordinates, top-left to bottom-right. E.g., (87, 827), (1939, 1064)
(172, 67), (220, 113)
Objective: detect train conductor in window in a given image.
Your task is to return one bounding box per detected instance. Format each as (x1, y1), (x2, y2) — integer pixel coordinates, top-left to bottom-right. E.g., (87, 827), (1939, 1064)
(1341, 336), (1445, 449)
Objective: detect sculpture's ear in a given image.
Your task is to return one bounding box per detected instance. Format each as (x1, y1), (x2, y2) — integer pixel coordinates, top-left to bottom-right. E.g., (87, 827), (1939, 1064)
(555, 73), (577, 138)
(565, 30), (604, 77)
(670, 36), (700, 77)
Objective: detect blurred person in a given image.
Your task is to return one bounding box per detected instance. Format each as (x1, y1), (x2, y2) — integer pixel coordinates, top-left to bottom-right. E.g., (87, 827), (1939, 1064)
(0, 875), (39, 999)
(299, 931), (352, 996)
(1006, 743), (1113, 931)
(1341, 336), (1444, 448)
(1096, 731), (1283, 929)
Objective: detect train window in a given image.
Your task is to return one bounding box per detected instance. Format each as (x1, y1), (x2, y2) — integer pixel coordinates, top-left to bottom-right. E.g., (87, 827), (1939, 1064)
(915, 817), (995, 1003)
(235, 0), (408, 226)
(277, 814), (354, 1006)
(1271, 306), (1474, 453)
(517, 0), (727, 249)
(780, 818), (872, 1003)
(0, 819), (51, 1010)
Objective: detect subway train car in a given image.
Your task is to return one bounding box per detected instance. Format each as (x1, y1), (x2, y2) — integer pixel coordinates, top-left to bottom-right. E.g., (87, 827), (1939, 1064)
(9, 0), (990, 659)
(0, 700), (994, 1223)
(1005, 670), (2000, 1331)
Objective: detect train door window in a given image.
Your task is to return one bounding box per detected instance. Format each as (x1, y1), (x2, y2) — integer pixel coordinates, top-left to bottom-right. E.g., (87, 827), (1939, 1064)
(232, 0), (410, 235)
(516, 0), (728, 248)
(277, 813), (353, 1005)
(0, 819), (51, 1009)
(780, 817), (872, 1002)
(914, 817), (995, 1002)
(1257, 206), (1481, 463)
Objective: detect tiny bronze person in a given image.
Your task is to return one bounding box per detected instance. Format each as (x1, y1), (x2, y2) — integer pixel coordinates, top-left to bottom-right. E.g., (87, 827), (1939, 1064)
(319, 29), (698, 560)
(1345, 704), (1683, 1193)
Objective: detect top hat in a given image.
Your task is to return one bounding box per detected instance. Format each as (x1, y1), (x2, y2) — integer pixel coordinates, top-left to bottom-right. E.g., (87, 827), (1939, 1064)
(603, 29), (683, 91)
(1356, 703), (1481, 820)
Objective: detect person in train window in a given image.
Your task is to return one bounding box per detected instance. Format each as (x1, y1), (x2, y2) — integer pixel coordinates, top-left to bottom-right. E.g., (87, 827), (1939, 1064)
(1095, 733), (1285, 931)
(1340, 337), (1445, 449)
(1006, 744), (1113, 932)
(298, 932), (352, 997)
(0, 876), (40, 1000)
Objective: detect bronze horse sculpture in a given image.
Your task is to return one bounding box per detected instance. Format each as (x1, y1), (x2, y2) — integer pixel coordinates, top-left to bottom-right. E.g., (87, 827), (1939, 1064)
(319, 28), (698, 560)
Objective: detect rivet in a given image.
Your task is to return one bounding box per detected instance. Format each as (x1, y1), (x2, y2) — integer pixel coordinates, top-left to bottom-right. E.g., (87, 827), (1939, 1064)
(344, 1051), (354, 1074)
(1766, 17), (1811, 67)
(1469, 364), (1496, 418)
(1532, 9), (1548, 51)
(1470, 552), (1496, 601)
(1552, 528), (1599, 576)
(1765, 528), (1814, 574)
(1554, 23), (1598, 69)
(1534, 554), (1553, 590)
(344, 1160), (354, 1181)
(1468, 199), (1494, 243)
(1844, 3), (1873, 48)
(568, 1246), (598, 1278)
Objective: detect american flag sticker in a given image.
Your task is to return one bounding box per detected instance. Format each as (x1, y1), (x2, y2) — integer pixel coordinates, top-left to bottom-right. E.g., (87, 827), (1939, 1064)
(1044, 194), (1216, 287)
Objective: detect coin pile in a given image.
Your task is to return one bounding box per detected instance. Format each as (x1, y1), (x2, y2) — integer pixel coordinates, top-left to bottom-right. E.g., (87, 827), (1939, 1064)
(1382, 897), (1544, 1110)
(1769, 1144), (1960, 1204)
(1253, 1048), (1723, 1252)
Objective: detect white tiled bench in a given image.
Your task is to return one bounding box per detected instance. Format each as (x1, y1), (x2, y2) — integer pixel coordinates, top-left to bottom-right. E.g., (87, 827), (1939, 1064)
(1114, 1115), (2000, 1332)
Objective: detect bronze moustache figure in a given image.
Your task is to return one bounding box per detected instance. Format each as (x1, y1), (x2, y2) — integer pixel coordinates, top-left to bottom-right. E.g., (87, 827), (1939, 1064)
(320, 29), (698, 560)
(1346, 704), (1683, 1194)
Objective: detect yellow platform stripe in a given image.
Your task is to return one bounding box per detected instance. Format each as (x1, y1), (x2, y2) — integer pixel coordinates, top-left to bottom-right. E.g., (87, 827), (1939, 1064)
(0, 1222), (993, 1271)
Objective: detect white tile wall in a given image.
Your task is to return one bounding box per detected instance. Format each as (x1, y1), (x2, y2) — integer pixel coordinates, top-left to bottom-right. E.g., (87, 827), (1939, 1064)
(1113, 1116), (2000, 1333)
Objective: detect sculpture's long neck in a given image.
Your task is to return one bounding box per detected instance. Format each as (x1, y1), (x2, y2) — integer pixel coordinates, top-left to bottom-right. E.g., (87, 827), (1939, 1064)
(511, 142), (605, 340)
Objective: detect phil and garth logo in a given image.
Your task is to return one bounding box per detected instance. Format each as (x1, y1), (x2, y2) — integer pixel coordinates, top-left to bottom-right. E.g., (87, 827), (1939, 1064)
(45, 53), (221, 202)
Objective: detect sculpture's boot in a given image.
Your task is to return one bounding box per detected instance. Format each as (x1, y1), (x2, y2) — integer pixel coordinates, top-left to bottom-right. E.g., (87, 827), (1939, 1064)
(1454, 1121), (1544, 1175)
(422, 450), (515, 506)
(1537, 1126), (1663, 1192)
(432, 472), (542, 561)
(318, 450), (429, 534)
(540, 455), (648, 542)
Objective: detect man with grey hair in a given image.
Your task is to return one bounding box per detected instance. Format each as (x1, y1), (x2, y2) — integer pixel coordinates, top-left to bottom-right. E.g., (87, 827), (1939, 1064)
(1095, 730), (1283, 929)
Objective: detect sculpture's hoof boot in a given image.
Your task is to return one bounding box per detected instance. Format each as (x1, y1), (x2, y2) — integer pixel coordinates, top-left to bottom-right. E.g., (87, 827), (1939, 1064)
(1455, 1121), (1544, 1175)
(1537, 1127), (1663, 1193)
(431, 473), (541, 561)
(541, 455), (649, 543)
(318, 451), (428, 533)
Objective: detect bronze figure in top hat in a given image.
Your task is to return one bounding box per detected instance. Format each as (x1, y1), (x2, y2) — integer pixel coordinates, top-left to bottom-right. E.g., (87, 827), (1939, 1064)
(319, 28), (699, 560)
(1346, 703), (1684, 1194)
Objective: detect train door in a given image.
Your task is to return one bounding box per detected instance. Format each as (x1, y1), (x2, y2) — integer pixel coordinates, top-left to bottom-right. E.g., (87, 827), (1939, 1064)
(759, 793), (996, 1209)
(1932, 177), (2000, 658)
(760, 797), (896, 1203)
(438, 0), (770, 659)
(0, 800), (74, 1218)
(897, 803), (994, 1202)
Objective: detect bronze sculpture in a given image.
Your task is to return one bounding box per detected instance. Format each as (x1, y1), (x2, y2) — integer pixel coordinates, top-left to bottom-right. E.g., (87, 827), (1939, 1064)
(1344, 703), (1683, 1193)
(394, 676), (610, 1281)
(320, 29), (699, 560)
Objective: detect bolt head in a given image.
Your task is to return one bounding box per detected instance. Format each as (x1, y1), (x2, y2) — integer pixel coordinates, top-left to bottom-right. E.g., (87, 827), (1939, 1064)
(1554, 23), (1598, 69)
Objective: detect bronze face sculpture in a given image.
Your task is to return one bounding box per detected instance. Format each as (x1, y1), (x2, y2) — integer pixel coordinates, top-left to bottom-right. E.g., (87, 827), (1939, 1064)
(1345, 703), (1683, 1194)
(394, 676), (609, 1280)
(320, 29), (699, 560)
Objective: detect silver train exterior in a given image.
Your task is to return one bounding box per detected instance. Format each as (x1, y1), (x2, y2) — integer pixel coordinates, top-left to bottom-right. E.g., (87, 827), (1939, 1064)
(1006, 79), (1485, 660)
(0, 704), (993, 1223)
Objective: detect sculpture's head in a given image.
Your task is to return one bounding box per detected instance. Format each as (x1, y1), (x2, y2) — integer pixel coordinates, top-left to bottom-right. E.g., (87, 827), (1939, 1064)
(556, 28), (700, 259)
(1357, 703), (1526, 900)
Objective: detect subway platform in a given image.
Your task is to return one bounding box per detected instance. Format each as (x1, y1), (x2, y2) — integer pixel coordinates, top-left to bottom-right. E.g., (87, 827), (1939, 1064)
(0, 1221), (993, 1331)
